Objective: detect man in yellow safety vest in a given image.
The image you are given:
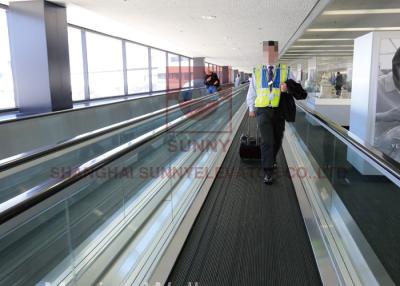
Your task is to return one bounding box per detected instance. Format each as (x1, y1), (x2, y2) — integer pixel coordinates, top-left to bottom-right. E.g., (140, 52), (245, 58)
(246, 63), (290, 184)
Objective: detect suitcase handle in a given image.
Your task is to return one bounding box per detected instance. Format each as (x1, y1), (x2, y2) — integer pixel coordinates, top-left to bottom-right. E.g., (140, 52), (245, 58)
(247, 117), (259, 144)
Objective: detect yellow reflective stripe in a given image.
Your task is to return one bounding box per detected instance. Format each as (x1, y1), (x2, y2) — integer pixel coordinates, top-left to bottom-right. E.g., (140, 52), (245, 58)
(255, 89), (281, 107)
(257, 88), (268, 96)
(255, 95), (270, 107)
(270, 88), (280, 107)
(255, 67), (261, 89)
(280, 64), (288, 82)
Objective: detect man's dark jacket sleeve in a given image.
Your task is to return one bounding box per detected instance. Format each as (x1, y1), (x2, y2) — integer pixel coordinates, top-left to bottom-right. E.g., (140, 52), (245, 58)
(278, 79), (307, 122)
(286, 79), (307, 100)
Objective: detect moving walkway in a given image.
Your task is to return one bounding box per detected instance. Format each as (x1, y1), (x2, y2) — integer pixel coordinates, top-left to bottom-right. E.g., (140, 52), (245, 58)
(1, 84), (400, 286)
(0, 86), (247, 285)
(0, 86), (232, 206)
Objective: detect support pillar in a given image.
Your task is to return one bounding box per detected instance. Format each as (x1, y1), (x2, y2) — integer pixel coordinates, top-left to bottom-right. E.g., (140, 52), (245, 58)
(192, 57), (205, 88)
(8, 0), (72, 114)
(222, 66), (229, 84)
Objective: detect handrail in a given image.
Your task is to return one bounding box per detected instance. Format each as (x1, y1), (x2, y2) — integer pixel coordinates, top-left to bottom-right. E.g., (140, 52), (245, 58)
(0, 85), (248, 224)
(0, 87), (233, 172)
(296, 101), (400, 182)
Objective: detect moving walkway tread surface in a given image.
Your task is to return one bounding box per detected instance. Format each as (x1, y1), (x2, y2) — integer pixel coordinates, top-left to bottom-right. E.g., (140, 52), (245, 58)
(168, 116), (322, 286)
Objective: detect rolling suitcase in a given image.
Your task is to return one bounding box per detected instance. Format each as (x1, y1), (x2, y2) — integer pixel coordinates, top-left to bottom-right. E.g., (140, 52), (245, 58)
(239, 117), (261, 160)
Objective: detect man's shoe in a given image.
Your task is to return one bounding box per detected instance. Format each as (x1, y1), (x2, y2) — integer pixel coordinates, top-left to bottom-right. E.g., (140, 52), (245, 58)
(264, 173), (273, 185)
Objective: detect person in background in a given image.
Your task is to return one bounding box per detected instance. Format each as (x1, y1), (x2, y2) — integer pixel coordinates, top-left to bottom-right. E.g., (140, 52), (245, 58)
(335, 71), (343, 97)
(235, 73), (241, 88)
(248, 74), (252, 84)
(204, 69), (220, 94)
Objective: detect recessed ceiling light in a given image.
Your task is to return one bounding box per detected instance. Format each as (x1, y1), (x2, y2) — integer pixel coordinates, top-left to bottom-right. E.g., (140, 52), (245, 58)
(308, 27), (400, 32)
(298, 38), (353, 41)
(201, 15), (217, 20)
(323, 9), (400, 15)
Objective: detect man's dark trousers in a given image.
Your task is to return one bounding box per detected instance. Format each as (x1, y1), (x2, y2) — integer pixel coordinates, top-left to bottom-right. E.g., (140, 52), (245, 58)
(256, 107), (285, 173)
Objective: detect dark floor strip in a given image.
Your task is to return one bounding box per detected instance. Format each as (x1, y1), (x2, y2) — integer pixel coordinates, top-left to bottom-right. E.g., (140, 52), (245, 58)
(167, 116), (322, 286)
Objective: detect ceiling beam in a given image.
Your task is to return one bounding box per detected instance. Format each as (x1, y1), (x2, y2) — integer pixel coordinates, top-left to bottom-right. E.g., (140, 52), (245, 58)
(279, 0), (333, 57)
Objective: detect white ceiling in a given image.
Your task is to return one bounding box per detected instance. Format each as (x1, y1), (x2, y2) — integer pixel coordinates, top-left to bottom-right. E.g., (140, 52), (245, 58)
(46, 0), (319, 72)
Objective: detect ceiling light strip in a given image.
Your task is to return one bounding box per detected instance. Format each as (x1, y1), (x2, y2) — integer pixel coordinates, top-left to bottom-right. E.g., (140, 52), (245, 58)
(292, 45), (353, 48)
(298, 38), (353, 41)
(283, 52), (353, 54)
(323, 9), (400, 15)
(308, 27), (400, 32)
(283, 54), (353, 56)
(288, 50), (354, 52)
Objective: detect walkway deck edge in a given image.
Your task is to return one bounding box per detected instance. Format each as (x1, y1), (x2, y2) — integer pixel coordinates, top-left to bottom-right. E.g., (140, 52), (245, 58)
(283, 122), (355, 286)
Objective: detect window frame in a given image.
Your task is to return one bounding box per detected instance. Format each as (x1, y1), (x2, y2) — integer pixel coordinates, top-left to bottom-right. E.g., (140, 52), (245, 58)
(0, 11), (197, 112)
(69, 25), (193, 101)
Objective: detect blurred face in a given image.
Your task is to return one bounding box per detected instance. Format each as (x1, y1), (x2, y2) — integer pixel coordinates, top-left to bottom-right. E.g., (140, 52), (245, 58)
(207, 70), (212, 75)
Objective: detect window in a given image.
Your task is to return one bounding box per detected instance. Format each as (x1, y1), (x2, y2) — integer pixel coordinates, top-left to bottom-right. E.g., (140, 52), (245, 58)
(126, 43), (149, 94)
(180, 57), (190, 88)
(151, 49), (166, 91)
(86, 32), (124, 99)
(0, 9), (15, 109)
(67, 27), (85, 101)
(167, 53), (180, 90)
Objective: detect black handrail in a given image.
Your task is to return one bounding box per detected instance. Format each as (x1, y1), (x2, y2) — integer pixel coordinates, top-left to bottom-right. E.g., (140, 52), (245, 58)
(0, 87), (233, 172)
(0, 86), (247, 224)
(295, 101), (400, 182)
